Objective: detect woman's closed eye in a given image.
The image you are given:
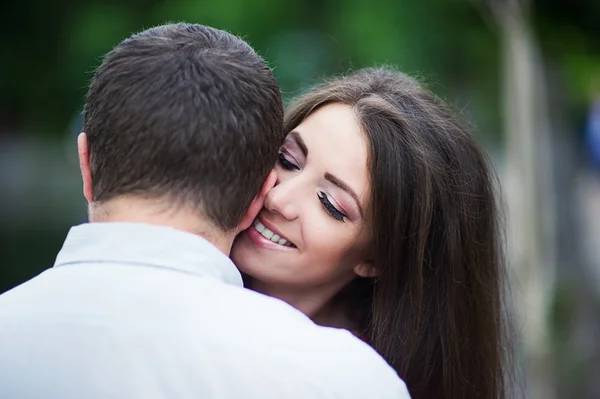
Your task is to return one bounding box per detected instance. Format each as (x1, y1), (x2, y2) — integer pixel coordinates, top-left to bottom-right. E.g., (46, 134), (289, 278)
(278, 153), (299, 171)
(318, 192), (346, 222)
(278, 151), (347, 222)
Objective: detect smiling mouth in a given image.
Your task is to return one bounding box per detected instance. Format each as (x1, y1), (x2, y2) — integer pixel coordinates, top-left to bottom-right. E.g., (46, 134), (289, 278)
(252, 219), (296, 248)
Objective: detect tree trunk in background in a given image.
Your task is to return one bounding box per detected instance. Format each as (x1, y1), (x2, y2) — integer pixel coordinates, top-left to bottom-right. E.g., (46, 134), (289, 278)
(477, 0), (558, 397)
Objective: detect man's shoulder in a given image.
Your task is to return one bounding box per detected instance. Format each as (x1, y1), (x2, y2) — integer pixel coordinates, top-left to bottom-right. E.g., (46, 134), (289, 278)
(0, 268), (411, 398)
(199, 286), (410, 396)
(299, 327), (410, 395)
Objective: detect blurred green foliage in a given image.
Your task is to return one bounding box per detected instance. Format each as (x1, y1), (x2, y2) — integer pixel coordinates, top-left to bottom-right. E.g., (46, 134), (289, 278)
(1, 0), (495, 137)
(2, 0), (598, 140)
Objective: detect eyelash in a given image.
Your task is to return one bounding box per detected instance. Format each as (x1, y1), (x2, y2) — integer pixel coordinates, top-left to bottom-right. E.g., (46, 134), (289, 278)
(278, 153), (298, 171)
(318, 192), (347, 222)
(278, 152), (347, 222)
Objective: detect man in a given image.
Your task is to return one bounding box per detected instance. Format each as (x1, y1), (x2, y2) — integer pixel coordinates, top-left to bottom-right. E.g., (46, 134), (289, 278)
(0, 23), (410, 398)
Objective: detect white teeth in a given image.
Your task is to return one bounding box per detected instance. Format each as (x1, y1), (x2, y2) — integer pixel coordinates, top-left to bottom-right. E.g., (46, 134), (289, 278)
(252, 220), (294, 247)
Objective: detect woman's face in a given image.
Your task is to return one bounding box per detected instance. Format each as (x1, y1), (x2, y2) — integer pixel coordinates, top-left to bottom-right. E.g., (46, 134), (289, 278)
(231, 103), (374, 298)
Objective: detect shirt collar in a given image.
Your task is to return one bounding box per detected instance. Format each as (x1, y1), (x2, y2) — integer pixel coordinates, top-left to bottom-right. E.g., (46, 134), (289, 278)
(53, 222), (242, 286)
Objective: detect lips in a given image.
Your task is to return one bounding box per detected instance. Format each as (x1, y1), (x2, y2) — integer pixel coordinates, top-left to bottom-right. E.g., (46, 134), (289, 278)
(252, 218), (296, 248)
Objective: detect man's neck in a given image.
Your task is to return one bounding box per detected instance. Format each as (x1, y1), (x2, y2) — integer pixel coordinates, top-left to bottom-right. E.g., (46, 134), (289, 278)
(88, 195), (234, 255)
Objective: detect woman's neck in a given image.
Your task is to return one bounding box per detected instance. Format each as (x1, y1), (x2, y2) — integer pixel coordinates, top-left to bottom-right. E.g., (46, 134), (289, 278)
(250, 279), (358, 333)
(250, 279), (330, 318)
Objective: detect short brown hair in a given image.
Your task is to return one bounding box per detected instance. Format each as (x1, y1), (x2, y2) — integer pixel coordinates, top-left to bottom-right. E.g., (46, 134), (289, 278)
(84, 23), (284, 230)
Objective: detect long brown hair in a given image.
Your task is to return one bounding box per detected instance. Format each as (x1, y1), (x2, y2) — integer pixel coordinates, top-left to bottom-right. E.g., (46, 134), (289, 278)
(285, 67), (511, 399)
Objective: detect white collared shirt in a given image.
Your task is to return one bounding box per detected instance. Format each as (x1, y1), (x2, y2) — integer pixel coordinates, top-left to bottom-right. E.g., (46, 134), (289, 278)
(0, 222), (410, 399)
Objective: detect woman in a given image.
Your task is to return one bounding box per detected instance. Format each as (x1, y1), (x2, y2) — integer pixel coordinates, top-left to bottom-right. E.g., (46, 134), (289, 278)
(231, 67), (511, 399)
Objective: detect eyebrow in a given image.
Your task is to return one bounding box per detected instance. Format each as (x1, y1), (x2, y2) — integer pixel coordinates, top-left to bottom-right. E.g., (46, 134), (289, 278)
(289, 131), (308, 157)
(325, 172), (364, 218)
(290, 129), (364, 218)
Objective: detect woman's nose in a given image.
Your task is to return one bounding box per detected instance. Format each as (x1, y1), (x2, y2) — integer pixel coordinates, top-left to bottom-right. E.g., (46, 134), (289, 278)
(263, 177), (300, 221)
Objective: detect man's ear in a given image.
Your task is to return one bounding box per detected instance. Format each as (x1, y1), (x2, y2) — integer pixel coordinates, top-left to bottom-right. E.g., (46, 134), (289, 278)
(353, 261), (377, 278)
(77, 133), (93, 204)
(236, 170), (277, 234)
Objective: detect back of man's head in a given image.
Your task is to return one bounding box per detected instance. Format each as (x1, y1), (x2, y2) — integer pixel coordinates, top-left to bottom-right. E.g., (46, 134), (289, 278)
(84, 23), (284, 231)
